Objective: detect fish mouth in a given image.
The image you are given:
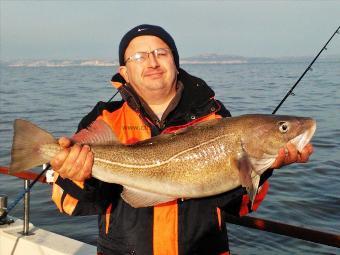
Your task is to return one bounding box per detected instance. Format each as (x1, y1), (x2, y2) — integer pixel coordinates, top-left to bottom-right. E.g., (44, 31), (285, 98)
(289, 120), (316, 152)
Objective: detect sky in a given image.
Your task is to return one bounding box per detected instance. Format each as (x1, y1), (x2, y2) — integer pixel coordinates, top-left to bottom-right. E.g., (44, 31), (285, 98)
(1, 1), (340, 61)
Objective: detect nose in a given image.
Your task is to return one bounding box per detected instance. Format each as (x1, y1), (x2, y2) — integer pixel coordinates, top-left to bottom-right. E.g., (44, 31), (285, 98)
(147, 52), (160, 68)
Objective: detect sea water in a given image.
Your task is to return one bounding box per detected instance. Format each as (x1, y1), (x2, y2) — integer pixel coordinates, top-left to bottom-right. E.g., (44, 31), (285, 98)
(0, 60), (339, 254)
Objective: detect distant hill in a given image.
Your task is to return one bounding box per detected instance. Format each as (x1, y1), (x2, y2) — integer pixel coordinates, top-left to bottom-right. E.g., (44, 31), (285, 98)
(181, 53), (340, 64)
(181, 53), (274, 64)
(181, 54), (249, 64)
(1, 59), (118, 67)
(1, 54), (338, 67)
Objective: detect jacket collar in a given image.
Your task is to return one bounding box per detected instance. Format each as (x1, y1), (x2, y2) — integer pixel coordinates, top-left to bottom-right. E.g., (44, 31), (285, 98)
(176, 68), (215, 110)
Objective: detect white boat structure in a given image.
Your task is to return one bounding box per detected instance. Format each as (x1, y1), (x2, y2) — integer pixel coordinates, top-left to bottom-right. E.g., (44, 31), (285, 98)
(0, 217), (96, 255)
(0, 166), (96, 255)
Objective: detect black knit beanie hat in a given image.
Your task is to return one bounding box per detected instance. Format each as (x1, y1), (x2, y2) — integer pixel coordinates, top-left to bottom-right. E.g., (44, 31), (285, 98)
(119, 24), (179, 69)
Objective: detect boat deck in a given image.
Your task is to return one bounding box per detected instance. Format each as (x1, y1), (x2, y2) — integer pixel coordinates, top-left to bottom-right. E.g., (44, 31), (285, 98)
(0, 217), (96, 255)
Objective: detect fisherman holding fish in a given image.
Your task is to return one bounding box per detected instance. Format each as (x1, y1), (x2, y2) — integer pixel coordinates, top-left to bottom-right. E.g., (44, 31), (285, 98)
(29, 25), (313, 255)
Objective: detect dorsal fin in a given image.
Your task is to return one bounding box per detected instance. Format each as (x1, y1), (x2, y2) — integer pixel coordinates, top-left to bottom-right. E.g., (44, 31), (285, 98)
(72, 119), (118, 145)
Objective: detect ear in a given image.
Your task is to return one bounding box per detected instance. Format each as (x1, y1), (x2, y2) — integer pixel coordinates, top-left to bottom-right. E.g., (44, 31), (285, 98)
(119, 66), (130, 83)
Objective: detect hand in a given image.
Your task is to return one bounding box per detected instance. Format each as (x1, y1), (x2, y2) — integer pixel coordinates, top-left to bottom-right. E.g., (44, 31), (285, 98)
(271, 143), (314, 169)
(50, 137), (94, 182)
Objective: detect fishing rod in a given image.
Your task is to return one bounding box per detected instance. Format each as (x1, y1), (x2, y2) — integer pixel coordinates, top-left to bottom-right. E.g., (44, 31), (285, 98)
(225, 215), (340, 248)
(272, 25), (340, 114)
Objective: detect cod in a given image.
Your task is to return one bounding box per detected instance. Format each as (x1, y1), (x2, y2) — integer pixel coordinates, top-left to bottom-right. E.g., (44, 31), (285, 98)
(10, 114), (316, 208)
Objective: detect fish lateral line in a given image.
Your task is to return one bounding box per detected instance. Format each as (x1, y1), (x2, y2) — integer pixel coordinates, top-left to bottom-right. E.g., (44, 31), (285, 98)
(93, 134), (230, 169)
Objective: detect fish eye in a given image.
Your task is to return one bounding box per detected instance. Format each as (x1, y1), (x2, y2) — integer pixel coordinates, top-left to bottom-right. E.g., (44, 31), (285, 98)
(278, 121), (289, 133)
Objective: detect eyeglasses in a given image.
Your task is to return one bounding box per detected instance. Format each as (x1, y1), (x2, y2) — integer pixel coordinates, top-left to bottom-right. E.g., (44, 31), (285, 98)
(124, 48), (172, 64)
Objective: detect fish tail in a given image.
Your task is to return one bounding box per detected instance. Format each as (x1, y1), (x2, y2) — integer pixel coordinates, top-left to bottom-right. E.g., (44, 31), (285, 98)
(9, 119), (56, 173)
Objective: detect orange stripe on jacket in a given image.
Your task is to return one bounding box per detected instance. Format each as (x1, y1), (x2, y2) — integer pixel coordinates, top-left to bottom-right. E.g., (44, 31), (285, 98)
(153, 201), (179, 255)
(105, 204), (112, 234)
(216, 207), (222, 230)
(239, 180), (270, 216)
(52, 181), (64, 213)
(51, 173), (83, 215)
(97, 102), (151, 145)
(62, 194), (79, 215)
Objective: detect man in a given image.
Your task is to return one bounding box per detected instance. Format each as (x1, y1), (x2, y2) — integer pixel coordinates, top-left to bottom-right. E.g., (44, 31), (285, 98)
(50, 24), (313, 255)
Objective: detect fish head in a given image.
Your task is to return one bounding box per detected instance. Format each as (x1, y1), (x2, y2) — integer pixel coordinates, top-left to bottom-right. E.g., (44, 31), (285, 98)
(239, 114), (316, 174)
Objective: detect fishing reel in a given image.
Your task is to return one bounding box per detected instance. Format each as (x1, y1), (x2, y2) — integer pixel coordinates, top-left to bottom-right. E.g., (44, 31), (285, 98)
(0, 195), (14, 225)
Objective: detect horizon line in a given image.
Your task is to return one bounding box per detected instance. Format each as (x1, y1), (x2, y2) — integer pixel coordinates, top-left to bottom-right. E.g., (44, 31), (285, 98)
(1, 53), (339, 62)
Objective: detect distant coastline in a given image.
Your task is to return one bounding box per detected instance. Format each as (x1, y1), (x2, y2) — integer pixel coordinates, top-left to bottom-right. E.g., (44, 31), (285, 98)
(1, 54), (339, 67)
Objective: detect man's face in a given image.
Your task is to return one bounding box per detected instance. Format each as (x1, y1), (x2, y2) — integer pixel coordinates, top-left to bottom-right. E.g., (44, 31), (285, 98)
(119, 36), (178, 98)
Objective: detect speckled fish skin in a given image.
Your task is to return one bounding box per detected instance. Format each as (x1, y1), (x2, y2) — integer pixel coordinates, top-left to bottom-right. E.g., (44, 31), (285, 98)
(10, 114), (316, 207)
(86, 115), (316, 197)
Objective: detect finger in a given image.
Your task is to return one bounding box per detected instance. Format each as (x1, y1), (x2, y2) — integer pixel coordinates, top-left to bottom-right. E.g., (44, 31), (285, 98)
(71, 145), (91, 176)
(76, 149), (94, 181)
(50, 147), (71, 172)
(297, 143), (314, 163)
(59, 144), (82, 178)
(271, 147), (286, 169)
(284, 143), (298, 165)
(298, 152), (309, 163)
(306, 143), (314, 154)
(58, 137), (72, 148)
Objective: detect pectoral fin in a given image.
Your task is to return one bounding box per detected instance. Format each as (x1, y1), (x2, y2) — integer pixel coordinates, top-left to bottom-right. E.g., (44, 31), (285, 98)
(121, 186), (176, 208)
(236, 147), (260, 208)
(248, 174), (260, 208)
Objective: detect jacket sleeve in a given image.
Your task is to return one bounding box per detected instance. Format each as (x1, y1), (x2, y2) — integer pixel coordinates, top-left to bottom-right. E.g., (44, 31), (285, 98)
(215, 99), (272, 216)
(51, 101), (123, 216)
(52, 174), (121, 216)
